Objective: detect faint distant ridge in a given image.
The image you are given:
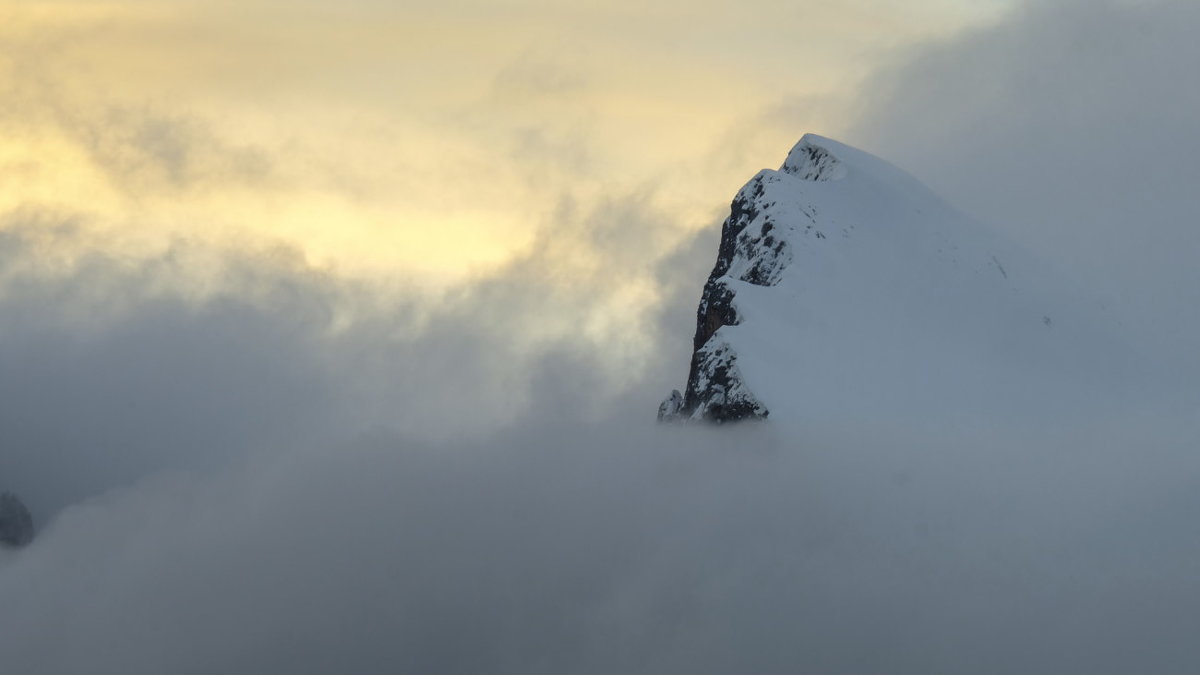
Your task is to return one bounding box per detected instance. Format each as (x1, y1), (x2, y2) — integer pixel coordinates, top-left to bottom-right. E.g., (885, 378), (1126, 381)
(0, 492), (34, 548)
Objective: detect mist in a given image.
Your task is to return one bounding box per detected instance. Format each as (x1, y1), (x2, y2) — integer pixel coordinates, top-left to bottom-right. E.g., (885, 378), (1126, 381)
(849, 0), (1200, 375)
(3, 0), (1200, 672)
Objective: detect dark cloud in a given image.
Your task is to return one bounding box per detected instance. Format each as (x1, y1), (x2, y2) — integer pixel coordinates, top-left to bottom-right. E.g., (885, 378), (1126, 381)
(0, 180), (699, 518)
(0, 224), (348, 519)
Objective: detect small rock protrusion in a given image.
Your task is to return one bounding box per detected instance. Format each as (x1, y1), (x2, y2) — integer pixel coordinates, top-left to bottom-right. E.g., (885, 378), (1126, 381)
(0, 492), (34, 548)
(658, 389), (684, 422)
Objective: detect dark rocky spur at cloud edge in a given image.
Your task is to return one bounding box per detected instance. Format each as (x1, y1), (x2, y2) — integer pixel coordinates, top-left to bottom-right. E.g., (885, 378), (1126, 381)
(0, 492), (34, 548)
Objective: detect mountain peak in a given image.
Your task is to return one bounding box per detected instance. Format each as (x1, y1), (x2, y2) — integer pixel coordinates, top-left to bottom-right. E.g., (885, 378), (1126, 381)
(659, 133), (1087, 425)
(780, 135), (848, 181)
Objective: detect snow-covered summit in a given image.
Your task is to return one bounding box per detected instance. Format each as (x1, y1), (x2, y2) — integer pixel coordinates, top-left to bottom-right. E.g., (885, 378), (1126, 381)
(661, 134), (1121, 425)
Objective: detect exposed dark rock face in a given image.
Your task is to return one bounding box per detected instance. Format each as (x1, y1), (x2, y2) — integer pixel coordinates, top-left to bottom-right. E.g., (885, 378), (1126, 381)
(662, 176), (776, 424)
(680, 340), (768, 423)
(0, 492), (34, 548)
(660, 136), (847, 424)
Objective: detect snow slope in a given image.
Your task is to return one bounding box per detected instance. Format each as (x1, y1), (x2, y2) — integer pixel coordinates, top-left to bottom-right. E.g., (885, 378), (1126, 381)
(662, 134), (1130, 426)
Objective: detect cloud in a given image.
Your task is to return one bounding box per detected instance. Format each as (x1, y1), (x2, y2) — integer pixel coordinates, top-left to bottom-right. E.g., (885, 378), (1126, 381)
(0, 226), (348, 519)
(5, 409), (1200, 673)
(62, 105), (273, 194)
(2, 157), (1199, 673)
(847, 0), (1200, 366)
(0, 173), (706, 518)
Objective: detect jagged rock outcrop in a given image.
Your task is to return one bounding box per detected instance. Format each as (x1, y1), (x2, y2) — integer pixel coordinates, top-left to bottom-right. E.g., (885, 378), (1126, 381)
(0, 492), (34, 548)
(656, 389), (683, 421)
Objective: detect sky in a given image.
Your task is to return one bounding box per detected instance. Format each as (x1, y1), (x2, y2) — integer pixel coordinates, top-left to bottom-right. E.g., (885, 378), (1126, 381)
(0, 0), (1009, 284)
(4, 0), (1200, 672)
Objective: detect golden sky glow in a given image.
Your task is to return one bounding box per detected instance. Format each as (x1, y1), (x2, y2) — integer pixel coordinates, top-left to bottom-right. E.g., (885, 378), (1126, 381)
(0, 0), (1012, 286)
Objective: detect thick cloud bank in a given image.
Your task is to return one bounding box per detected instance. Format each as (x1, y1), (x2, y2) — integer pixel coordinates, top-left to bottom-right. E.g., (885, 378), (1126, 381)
(5, 419), (1200, 674)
